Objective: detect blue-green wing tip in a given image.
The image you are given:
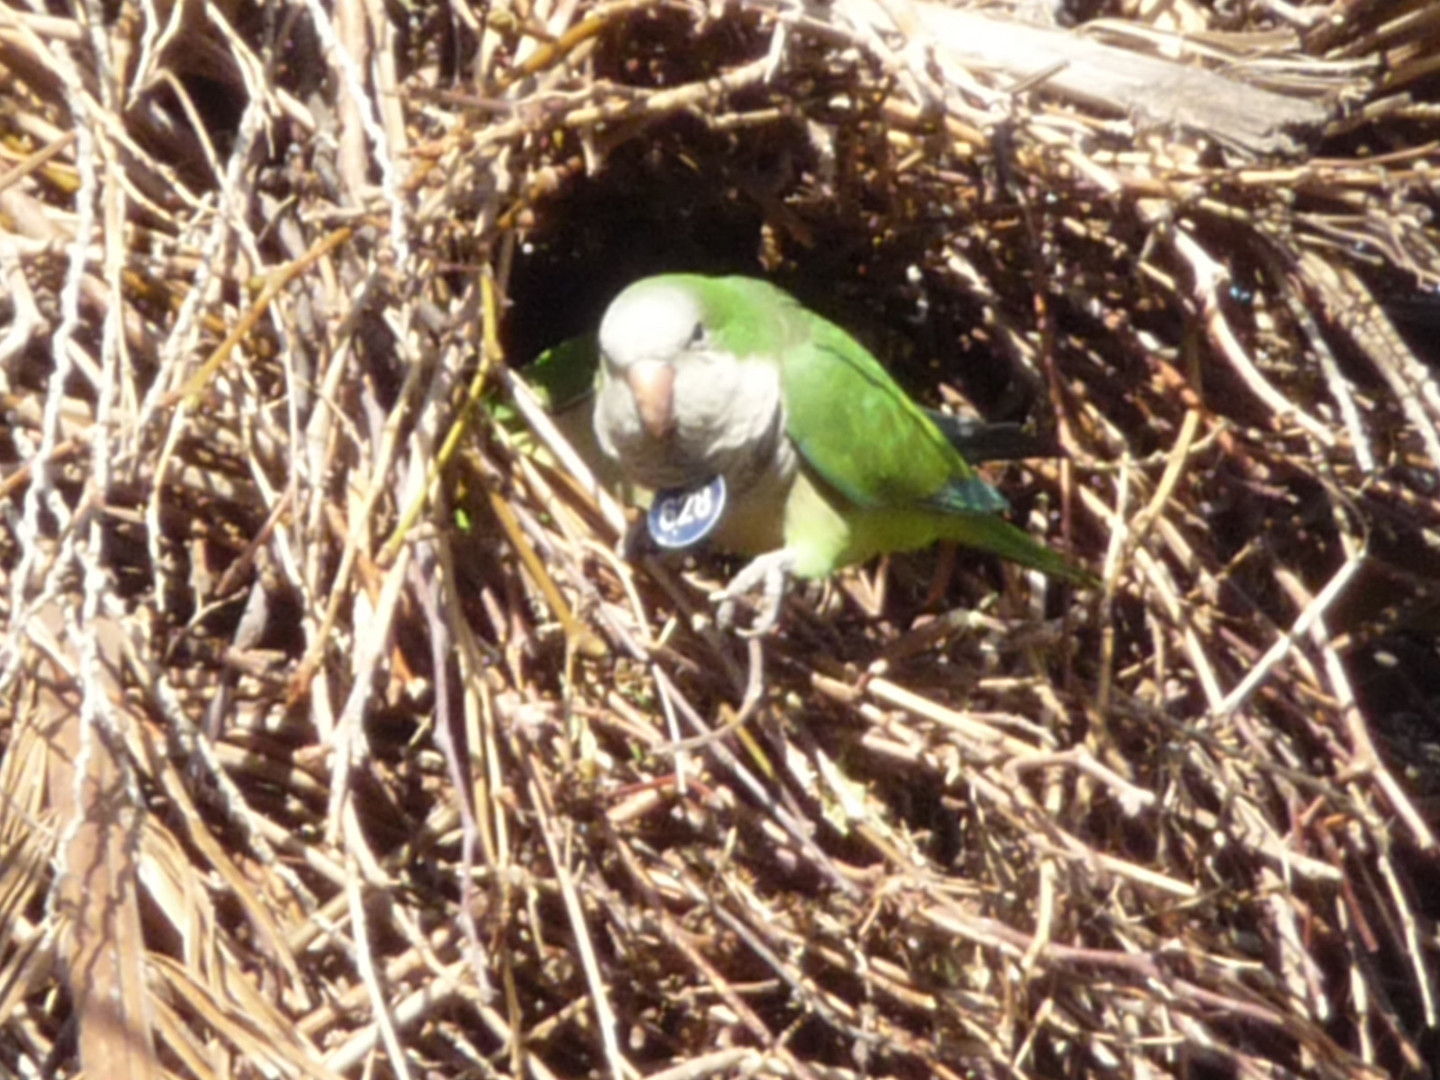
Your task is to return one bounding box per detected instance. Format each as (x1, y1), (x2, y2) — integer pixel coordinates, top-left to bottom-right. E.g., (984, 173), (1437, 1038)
(935, 476), (1010, 515)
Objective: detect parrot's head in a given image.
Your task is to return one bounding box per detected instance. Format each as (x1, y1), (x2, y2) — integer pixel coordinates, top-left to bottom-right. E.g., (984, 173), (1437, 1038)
(593, 275), (791, 493)
(597, 277), (709, 440)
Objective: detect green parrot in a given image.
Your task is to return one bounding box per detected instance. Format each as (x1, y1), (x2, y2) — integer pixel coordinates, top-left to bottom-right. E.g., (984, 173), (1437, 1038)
(585, 274), (1093, 631)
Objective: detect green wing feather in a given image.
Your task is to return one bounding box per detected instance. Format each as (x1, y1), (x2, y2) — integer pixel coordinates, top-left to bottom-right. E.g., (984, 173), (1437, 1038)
(524, 334), (599, 411)
(723, 279), (1093, 586)
(775, 299), (1008, 516)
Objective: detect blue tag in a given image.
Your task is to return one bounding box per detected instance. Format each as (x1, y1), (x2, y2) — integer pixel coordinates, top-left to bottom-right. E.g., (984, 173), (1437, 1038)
(648, 476), (727, 550)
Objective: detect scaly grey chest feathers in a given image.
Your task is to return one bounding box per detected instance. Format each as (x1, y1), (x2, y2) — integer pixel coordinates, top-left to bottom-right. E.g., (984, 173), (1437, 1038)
(594, 351), (797, 497)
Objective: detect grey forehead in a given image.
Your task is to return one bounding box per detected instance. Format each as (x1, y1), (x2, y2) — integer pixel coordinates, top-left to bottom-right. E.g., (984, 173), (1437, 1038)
(599, 283), (702, 366)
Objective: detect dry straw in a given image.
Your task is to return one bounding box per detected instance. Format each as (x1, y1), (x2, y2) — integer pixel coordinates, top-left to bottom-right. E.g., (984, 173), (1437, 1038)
(1, 0), (1438, 1078)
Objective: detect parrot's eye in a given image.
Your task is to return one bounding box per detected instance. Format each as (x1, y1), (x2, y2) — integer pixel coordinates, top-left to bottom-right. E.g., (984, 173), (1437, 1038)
(687, 322), (707, 347)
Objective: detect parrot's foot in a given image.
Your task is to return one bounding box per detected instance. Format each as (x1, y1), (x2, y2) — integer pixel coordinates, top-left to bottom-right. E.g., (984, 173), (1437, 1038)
(714, 550), (798, 636)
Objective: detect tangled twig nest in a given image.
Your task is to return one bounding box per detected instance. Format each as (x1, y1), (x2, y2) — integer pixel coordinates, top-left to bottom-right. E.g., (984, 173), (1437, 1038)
(2, 0), (1439, 1078)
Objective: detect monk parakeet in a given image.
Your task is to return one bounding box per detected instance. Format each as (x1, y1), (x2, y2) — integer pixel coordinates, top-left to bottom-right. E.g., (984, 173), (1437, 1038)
(588, 274), (1093, 631)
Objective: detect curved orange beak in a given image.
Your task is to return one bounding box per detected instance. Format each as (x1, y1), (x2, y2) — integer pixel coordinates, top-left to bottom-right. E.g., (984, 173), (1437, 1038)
(626, 360), (676, 439)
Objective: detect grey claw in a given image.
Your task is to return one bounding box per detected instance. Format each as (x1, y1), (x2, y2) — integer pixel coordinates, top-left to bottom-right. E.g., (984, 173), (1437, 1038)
(715, 596), (738, 631)
(711, 550), (796, 635)
(737, 599), (782, 638)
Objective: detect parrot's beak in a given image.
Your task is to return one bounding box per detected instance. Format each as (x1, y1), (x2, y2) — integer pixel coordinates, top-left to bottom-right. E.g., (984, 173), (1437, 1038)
(625, 360), (676, 439)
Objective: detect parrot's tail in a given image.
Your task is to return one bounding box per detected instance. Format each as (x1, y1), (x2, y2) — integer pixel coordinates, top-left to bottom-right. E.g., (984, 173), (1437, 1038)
(945, 516), (1098, 588)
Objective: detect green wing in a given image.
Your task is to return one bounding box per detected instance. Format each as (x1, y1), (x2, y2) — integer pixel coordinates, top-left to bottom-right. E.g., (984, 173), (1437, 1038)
(778, 307), (1008, 516)
(696, 275), (1092, 586)
(524, 334), (599, 412)
(781, 324), (1095, 586)
(489, 334), (597, 433)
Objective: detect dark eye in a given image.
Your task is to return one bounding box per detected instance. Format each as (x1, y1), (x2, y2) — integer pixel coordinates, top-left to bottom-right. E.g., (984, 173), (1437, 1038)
(688, 322), (706, 346)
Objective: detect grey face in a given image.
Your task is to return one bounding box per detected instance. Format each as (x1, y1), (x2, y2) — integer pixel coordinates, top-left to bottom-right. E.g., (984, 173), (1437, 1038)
(593, 282), (793, 493)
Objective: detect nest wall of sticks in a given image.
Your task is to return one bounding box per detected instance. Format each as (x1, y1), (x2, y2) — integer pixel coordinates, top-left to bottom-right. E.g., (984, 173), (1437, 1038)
(2, 1), (1439, 1078)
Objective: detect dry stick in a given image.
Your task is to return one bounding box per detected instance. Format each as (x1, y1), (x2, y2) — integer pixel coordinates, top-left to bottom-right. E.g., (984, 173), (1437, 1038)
(323, 963), (466, 1074)
(124, 668), (312, 984)
(1080, 483), (1227, 704)
(0, 232), (45, 366)
(499, 479), (626, 660)
(1, 12), (212, 218)
(1094, 453), (1132, 716)
(162, 226), (353, 408)
(583, 537), (745, 793)
(320, 930), (571, 1080)
(1370, 845), (1440, 1029)
(677, 870), (875, 1071)
(143, 996), (214, 1080)
(380, 278), (606, 657)
(1213, 552), (1363, 723)
(146, 954), (333, 1079)
(519, 753), (631, 1080)
(0, 437), (85, 501)
(1326, 641), (1439, 847)
(212, 486), (294, 597)
(1265, 248), (1376, 474)
(918, 901), (1313, 1040)
(376, 301), (494, 567)
(498, 367), (628, 535)
(485, 484), (608, 658)
(864, 676), (1048, 760)
(1303, 253), (1440, 472)
(323, 527), (414, 853)
(655, 665), (863, 897)
(1328, 831), (1431, 1072)
(0, 128), (76, 193)
(1263, 855), (1329, 1021)
(651, 638), (767, 756)
(816, 671), (1195, 896)
(1096, 385), (1204, 711)
(296, 900), (425, 1030)
(805, 942), (937, 1014)
(1005, 747), (1157, 818)
(974, 753), (1196, 897)
(345, 866), (414, 1080)
(1025, 116), (1129, 198)
(1163, 218), (1336, 449)
(1020, 855), (1059, 979)
(456, 674), (530, 1077)
(1281, 595), (1437, 1032)
(1075, 486), (1353, 888)
(290, 308), (431, 713)
(410, 549), (497, 1004)
(644, 1051), (763, 1080)
(1129, 408), (1203, 552)
(1275, 579), (1437, 1032)
(497, 0), (669, 87)
(546, 54), (776, 133)
(606, 842), (817, 1078)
